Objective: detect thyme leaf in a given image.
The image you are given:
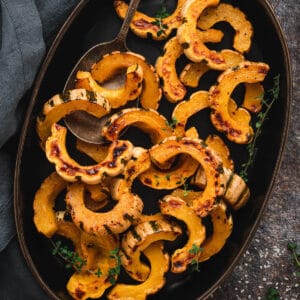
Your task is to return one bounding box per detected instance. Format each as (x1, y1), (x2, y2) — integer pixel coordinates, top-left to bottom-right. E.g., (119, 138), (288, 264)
(188, 244), (203, 272)
(151, 2), (170, 37)
(287, 241), (300, 277)
(239, 74), (280, 182)
(264, 286), (280, 300)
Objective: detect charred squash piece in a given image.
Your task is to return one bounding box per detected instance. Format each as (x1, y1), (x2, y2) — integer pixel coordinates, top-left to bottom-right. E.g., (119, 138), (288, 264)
(75, 64), (143, 109)
(180, 50), (244, 87)
(155, 37), (186, 102)
(33, 172), (67, 237)
(159, 195), (206, 273)
(108, 242), (169, 300)
(177, 0), (227, 70)
(197, 3), (253, 53)
(67, 239), (118, 300)
(191, 166), (250, 210)
(172, 91), (209, 138)
(198, 201), (233, 262)
(101, 108), (173, 144)
(209, 61), (269, 144)
(150, 137), (225, 217)
(121, 217), (181, 282)
(36, 89), (110, 149)
(114, 0), (186, 40)
(139, 154), (198, 190)
(45, 124), (133, 184)
(91, 51), (161, 110)
(66, 148), (150, 237)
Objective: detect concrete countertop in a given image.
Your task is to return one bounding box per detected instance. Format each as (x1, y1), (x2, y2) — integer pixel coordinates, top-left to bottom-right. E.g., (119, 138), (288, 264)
(212, 1), (299, 299)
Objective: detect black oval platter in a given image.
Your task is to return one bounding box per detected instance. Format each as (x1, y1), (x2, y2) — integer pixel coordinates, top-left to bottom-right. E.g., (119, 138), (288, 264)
(14, 0), (292, 299)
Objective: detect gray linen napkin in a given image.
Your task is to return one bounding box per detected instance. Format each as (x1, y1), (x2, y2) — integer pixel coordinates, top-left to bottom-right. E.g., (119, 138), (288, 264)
(0, 0), (79, 251)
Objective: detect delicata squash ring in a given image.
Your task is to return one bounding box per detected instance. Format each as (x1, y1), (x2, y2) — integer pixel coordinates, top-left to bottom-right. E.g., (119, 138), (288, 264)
(33, 172), (68, 238)
(159, 195), (206, 273)
(121, 217), (182, 282)
(172, 90), (209, 138)
(108, 242), (169, 300)
(45, 124), (133, 184)
(209, 61), (269, 144)
(36, 88), (110, 148)
(150, 137), (225, 216)
(155, 36), (186, 103)
(91, 51), (162, 110)
(177, 0), (227, 70)
(101, 108), (173, 144)
(65, 148), (151, 237)
(198, 201), (233, 262)
(197, 3), (253, 53)
(75, 64), (143, 109)
(113, 0), (186, 40)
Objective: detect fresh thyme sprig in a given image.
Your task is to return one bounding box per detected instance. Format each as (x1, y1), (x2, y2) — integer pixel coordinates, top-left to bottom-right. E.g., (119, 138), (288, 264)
(189, 243), (203, 272)
(165, 117), (178, 130)
(52, 240), (87, 271)
(107, 248), (122, 285)
(151, 2), (170, 37)
(287, 242), (300, 277)
(239, 74), (280, 181)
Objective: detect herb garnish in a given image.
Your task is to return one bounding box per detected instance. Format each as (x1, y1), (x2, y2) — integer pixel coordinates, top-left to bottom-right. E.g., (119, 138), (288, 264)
(165, 117), (179, 129)
(107, 248), (122, 285)
(264, 286), (280, 300)
(189, 243), (203, 272)
(152, 2), (170, 37)
(52, 240), (87, 271)
(240, 74), (280, 181)
(287, 242), (300, 277)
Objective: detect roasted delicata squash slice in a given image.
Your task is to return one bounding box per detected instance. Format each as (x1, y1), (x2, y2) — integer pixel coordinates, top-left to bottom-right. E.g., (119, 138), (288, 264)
(45, 124), (133, 184)
(67, 238), (118, 300)
(121, 218), (182, 282)
(180, 49), (245, 88)
(159, 195), (206, 273)
(101, 108), (173, 144)
(33, 172), (68, 237)
(170, 189), (203, 206)
(149, 137), (225, 216)
(66, 148), (150, 237)
(75, 64), (143, 109)
(192, 166), (250, 210)
(198, 201), (233, 262)
(172, 91), (209, 138)
(114, 0), (186, 40)
(177, 0), (227, 70)
(139, 154), (198, 190)
(108, 242), (169, 300)
(36, 89), (110, 148)
(209, 61), (269, 144)
(197, 3), (253, 53)
(155, 37), (186, 102)
(55, 219), (83, 259)
(91, 51), (161, 110)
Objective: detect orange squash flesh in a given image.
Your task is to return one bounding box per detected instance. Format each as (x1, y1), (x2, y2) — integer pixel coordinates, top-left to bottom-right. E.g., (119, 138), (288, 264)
(114, 0), (186, 40)
(91, 51), (162, 110)
(209, 61), (269, 144)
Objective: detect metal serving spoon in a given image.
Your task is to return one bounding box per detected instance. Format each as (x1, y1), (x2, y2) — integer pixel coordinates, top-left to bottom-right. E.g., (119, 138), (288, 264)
(64, 0), (141, 144)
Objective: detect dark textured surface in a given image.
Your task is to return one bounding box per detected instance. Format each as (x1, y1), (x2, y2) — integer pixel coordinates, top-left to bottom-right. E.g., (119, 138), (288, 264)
(211, 1), (300, 299)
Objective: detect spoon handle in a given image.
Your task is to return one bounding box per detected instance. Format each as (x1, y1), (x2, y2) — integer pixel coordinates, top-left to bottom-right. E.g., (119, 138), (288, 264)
(116, 0), (141, 43)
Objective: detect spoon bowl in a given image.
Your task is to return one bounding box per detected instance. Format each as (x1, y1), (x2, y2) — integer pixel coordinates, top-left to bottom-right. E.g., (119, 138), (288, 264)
(64, 0), (141, 144)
